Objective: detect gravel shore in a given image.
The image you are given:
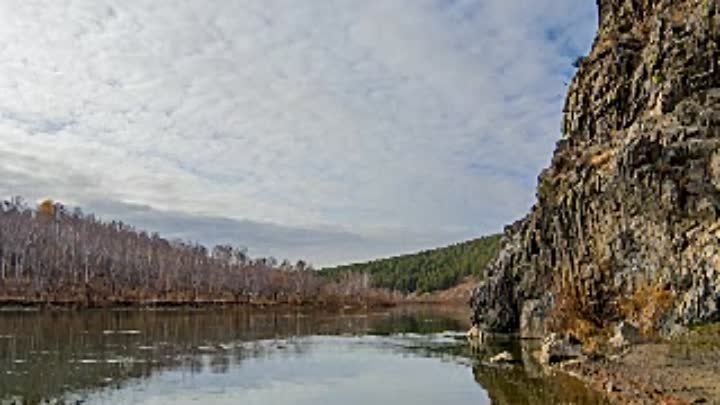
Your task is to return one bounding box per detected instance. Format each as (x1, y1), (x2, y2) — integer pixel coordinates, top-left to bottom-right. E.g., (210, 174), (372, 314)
(560, 324), (720, 405)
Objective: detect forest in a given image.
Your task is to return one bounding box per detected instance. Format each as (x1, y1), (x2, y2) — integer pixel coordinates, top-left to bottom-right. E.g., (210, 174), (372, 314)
(321, 235), (501, 293)
(0, 197), (399, 306)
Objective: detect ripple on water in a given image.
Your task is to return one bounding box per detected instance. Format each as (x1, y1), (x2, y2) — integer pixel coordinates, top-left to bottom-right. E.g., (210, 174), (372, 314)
(0, 308), (610, 405)
(102, 330), (142, 335)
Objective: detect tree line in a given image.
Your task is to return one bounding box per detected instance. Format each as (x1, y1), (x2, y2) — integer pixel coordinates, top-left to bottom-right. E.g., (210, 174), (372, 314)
(0, 197), (397, 306)
(321, 235), (502, 293)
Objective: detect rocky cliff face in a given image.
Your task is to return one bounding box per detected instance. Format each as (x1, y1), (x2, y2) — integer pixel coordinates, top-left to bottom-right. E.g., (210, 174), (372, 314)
(471, 0), (720, 335)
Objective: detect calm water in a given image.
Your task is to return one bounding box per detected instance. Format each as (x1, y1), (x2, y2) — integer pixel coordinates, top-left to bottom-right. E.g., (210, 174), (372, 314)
(0, 306), (608, 405)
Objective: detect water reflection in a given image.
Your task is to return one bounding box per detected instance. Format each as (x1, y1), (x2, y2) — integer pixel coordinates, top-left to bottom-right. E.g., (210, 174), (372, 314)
(473, 362), (608, 405)
(0, 306), (607, 405)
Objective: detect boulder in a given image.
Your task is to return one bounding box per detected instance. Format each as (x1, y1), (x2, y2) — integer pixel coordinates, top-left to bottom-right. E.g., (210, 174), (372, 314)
(489, 351), (515, 364)
(538, 333), (583, 365)
(520, 299), (547, 339)
(609, 321), (642, 348)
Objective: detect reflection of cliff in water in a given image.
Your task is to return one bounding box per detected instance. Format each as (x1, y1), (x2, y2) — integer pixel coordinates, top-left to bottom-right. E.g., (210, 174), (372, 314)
(397, 337), (610, 405)
(471, 341), (610, 405)
(474, 365), (610, 405)
(0, 306), (468, 403)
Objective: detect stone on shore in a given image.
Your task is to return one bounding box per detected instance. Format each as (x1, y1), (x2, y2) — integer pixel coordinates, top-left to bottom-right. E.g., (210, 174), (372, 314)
(609, 321), (642, 348)
(539, 333), (584, 365)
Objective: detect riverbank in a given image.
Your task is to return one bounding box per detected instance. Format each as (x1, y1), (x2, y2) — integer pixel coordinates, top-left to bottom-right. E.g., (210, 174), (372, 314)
(556, 324), (720, 405)
(0, 296), (396, 310)
(0, 276), (480, 311)
(0, 299), (428, 316)
(467, 323), (720, 405)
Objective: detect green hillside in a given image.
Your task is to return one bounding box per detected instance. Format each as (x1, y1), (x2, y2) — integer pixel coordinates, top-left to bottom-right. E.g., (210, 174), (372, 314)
(321, 235), (502, 293)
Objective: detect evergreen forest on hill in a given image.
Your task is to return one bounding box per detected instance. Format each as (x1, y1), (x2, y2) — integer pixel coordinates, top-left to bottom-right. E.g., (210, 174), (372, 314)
(322, 235), (502, 293)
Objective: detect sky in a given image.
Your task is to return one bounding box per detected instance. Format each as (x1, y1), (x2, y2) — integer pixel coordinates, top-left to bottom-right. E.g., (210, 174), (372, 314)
(0, 0), (597, 267)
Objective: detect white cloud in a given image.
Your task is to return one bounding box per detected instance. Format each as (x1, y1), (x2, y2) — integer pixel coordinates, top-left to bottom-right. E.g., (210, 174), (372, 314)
(0, 0), (597, 266)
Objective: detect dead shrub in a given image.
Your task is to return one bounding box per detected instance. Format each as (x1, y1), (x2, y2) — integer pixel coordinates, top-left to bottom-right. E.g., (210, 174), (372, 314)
(588, 149), (614, 169)
(620, 282), (675, 337)
(548, 289), (603, 343)
(547, 259), (619, 345)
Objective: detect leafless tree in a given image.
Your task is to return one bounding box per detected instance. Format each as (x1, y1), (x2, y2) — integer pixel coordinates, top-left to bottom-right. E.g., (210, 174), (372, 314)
(0, 198), (384, 306)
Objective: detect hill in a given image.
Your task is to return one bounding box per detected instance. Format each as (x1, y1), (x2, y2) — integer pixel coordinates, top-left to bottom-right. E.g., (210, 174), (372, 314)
(322, 235), (501, 293)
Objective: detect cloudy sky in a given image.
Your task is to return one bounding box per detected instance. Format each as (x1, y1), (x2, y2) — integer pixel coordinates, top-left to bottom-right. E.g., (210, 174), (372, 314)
(0, 0), (597, 266)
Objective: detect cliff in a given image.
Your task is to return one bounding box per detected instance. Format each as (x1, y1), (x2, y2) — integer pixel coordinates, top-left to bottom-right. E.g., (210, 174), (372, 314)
(471, 0), (720, 336)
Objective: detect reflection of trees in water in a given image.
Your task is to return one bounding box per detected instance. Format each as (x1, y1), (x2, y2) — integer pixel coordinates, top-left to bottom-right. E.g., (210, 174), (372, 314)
(468, 341), (611, 405)
(210, 352), (230, 374)
(0, 306), (466, 404)
(368, 312), (466, 336)
(0, 309), (310, 404)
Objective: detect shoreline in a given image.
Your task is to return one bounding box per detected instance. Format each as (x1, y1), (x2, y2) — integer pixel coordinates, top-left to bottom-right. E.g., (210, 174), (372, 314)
(0, 279), (477, 311)
(470, 323), (720, 405)
(556, 325), (720, 405)
(0, 299), (471, 312)
(554, 343), (720, 405)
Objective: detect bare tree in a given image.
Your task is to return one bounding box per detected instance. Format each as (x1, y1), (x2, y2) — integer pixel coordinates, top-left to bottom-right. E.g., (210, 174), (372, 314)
(0, 198), (389, 307)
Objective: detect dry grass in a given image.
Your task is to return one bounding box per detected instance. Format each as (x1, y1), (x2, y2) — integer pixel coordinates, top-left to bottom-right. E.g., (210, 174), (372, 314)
(548, 286), (611, 351)
(546, 259), (619, 355)
(588, 149), (615, 169)
(547, 292), (613, 358)
(548, 271), (675, 350)
(669, 4), (690, 27)
(620, 282), (675, 337)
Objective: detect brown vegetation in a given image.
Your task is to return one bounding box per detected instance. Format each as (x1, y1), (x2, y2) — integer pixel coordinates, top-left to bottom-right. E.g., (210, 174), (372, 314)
(619, 282), (675, 338)
(548, 259), (619, 345)
(548, 264), (674, 351)
(588, 149), (615, 170)
(548, 287), (610, 356)
(0, 197), (398, 307)
(564, 324), (720, 405)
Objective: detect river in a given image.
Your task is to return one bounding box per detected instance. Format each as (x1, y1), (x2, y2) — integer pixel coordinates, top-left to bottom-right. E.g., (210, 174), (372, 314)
(0, 306), (608, 405)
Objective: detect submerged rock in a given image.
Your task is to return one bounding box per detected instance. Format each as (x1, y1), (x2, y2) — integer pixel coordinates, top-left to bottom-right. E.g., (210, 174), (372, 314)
(471, 0), (720, 336)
